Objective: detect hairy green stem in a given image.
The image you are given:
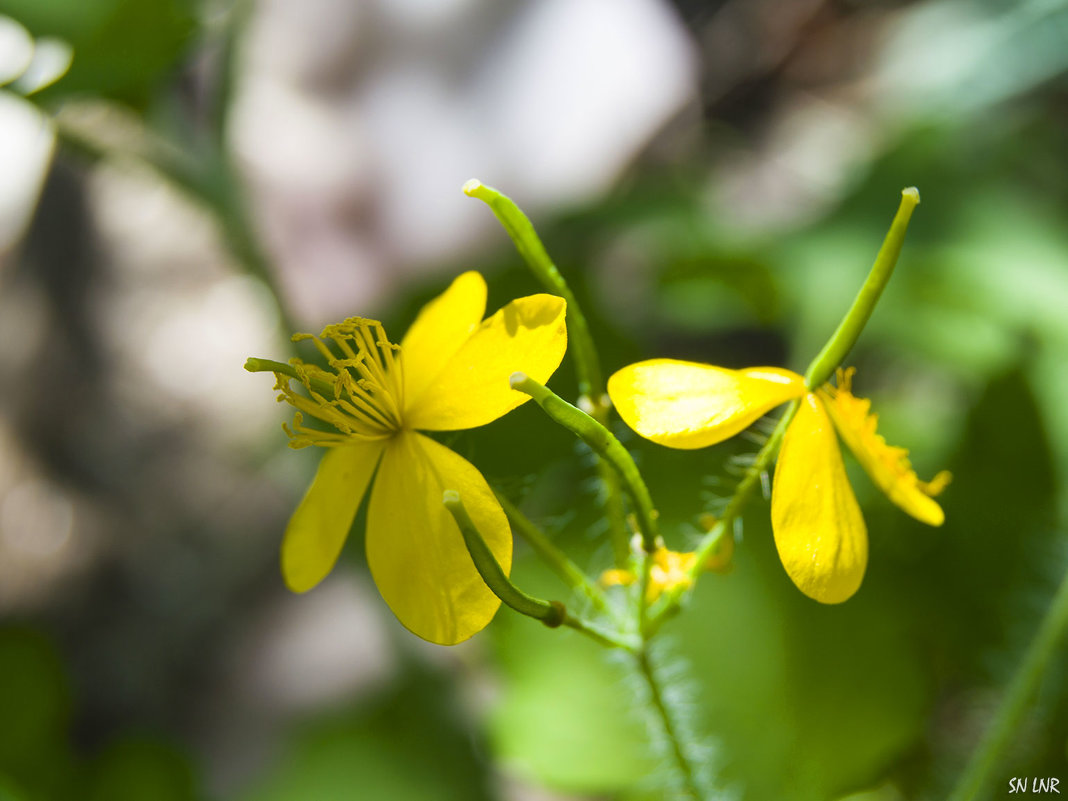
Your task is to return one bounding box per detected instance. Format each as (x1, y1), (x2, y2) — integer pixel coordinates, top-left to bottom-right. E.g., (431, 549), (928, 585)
(563, 617), (639, 652)
(465, 179), (630, 566)
(804, 187), (920, 389)
(947, 557), (1068, 801)
(511, 374), (659, 552)
(635, 650), (705, 800)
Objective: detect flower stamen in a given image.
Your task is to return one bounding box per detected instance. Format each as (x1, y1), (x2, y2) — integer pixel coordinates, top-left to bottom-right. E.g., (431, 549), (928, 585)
(275, 318), (406, 442)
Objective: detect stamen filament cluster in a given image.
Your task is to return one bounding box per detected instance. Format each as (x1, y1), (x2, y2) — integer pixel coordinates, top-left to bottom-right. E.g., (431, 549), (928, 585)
(277, 318), (405, 447)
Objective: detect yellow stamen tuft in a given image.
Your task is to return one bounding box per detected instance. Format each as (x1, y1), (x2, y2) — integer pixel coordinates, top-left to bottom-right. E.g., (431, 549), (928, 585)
(275, 318), (406, 444)
(648, 547), (698, 601)
(820, 368), (951, 526)
(600, 548), (699, 601)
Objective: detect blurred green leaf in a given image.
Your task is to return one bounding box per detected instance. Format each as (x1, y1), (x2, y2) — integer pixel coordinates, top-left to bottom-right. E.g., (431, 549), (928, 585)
(489, 594), (654, 793)
(0, 628), (70, 769)
(0, 0), (196, 106)
(917, 368), (1057, 663)
(0, 628), (76, 801)
(0, 774), (31, 801)
(87, 739), (197, 801)
(239, 671), (493, 801)
(656, 516), (929, 801)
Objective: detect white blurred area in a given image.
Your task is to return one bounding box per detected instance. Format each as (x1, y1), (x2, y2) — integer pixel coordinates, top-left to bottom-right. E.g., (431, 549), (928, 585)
(0, 15), (72, 255)
(0, 419), (101, 609)
(231, 0), (699, 323)
(0, 92), (53, 254)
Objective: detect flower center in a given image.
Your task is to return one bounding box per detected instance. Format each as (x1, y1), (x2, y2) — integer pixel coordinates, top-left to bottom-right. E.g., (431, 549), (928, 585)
(275, 317), (406, 447)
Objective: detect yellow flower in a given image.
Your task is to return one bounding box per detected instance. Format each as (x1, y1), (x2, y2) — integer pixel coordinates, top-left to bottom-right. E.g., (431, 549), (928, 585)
(270, 272), (567, 644)
(608, 361), (950, 604)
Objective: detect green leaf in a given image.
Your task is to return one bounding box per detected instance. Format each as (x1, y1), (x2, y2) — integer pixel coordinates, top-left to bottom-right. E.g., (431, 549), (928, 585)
(0, 0), (196, 106)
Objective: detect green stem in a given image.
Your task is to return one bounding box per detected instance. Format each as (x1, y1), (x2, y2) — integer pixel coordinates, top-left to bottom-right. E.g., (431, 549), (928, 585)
(444, 491), (565, 627)
(511, 373), (659, 553)
(463, 180), (603, 401)
(494, 491), (613, 615)
(803, 187), (920, 389)
(445, 491), (637, 651)
(636, 649), (705, 800)
(563, 617), (639, 652)
(947, 558), (1068, 801)
(465, 179), (630, 566)
(597, 463), (632, 567)
(695, 401), (798, 568)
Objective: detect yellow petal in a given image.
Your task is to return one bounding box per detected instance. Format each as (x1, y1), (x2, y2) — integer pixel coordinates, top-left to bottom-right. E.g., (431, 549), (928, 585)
(400, 271), (487, 415)
(819, 371), (949, 526)
(281, 440), (385, 593)
(607, 359), (805, 449)
(405, 294), (567, 431)
(366, 430), (512, 645)
(771, 394), (867, 604)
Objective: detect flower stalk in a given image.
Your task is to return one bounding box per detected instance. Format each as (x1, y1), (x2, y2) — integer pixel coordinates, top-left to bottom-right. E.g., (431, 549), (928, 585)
(446, 491), (638, 651)
(444, 490), (565, 627)
(646, 400), (799, 632)
(463, 179), (604, 403)
(466, 179), (631, 567)
(804, 187), (920, 389)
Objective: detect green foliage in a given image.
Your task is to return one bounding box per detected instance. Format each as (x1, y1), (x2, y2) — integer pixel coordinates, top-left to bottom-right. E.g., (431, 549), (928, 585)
(0, 0), (195, 106)
(489, 593), (654, 793)
(86, 739), (198, 801)
(0, 628), (72, 800)
(239, 671), (494, 801)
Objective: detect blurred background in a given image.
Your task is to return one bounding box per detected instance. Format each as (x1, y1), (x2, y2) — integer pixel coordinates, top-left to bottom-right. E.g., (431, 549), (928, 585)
(1, 0), (1066, 799)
